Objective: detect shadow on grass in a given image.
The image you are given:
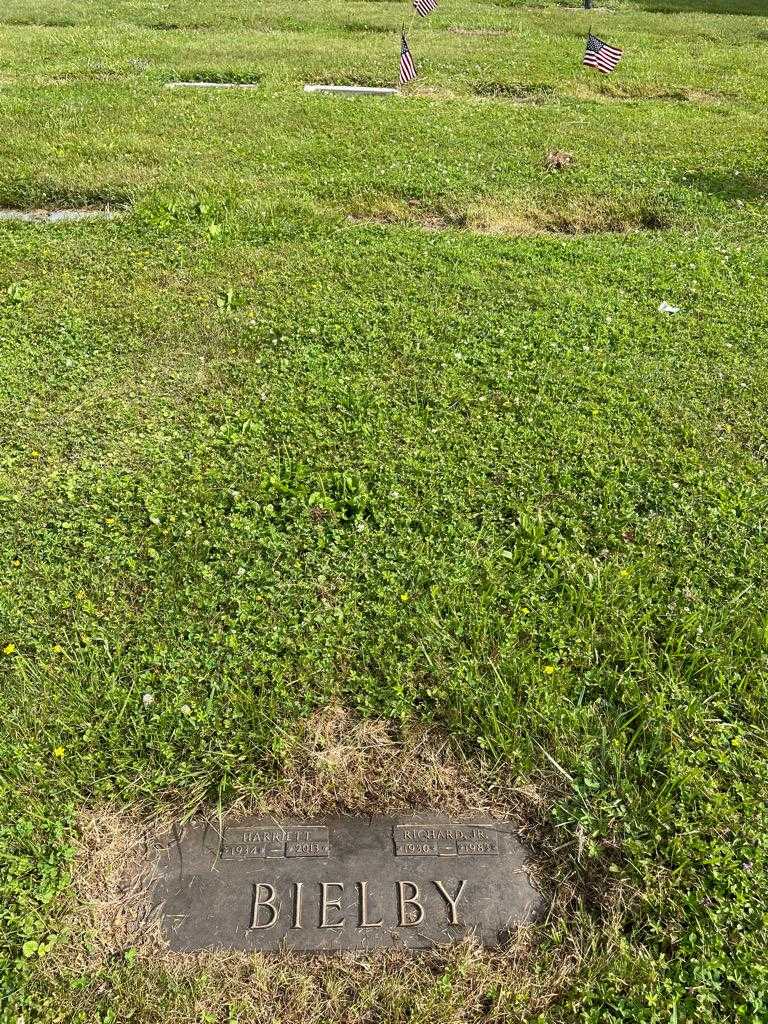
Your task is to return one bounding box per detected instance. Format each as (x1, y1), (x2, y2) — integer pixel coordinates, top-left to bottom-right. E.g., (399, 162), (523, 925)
(0, 183), (132, 211)
(309, 74), (398, 88)
(0, 17), (76, 26)
(170, 70), (264, 85)
(472, 81), (556, 103)
(344, 21), (395, 33)
(683, 171), (768, 202)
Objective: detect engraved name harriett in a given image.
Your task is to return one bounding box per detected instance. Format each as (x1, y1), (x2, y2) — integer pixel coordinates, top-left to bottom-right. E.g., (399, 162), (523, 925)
(221, 824), (330, 860)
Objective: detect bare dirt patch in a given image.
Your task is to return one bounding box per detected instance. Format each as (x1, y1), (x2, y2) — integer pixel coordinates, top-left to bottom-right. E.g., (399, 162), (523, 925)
(43, 707), (627, 1023)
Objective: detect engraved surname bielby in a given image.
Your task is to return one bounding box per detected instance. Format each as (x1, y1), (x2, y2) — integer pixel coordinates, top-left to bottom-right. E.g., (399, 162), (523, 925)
(247, 879), (468, 930)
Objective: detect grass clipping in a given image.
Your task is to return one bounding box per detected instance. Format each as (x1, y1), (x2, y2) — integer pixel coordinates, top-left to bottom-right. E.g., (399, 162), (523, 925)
(49, 708), (587, 1024)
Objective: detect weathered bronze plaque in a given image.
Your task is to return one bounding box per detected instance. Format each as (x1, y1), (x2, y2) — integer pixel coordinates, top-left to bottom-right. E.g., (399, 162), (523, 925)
(153, 816), (540, 952)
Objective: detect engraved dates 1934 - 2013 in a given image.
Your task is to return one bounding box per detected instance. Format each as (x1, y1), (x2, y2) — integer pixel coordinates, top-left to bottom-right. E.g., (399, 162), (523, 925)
(221, 825), (330, 861)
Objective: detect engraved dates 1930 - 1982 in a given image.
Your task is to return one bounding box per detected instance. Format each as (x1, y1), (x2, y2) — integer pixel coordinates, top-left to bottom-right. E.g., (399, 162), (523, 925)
(393, 824), (499, 857)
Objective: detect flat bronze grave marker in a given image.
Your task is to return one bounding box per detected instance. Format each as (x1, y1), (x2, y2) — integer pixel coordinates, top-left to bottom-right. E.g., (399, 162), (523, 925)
(153, 816), (540, 952)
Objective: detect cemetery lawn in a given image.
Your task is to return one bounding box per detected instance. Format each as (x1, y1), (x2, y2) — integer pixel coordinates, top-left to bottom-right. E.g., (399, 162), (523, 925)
(1, 0), (768, 1020)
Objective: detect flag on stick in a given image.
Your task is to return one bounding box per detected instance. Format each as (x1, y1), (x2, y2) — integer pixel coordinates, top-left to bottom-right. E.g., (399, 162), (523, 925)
(583, 32), (623, 74)
(413, 0), (437, 16)
(399, 32), (417, 85)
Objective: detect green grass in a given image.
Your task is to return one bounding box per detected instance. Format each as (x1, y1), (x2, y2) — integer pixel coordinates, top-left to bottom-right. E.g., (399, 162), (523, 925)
(1, 0), (768, 1020)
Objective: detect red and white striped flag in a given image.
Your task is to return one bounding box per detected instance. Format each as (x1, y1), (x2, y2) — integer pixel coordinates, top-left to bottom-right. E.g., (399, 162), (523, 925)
(583, 32), (623, 74)
(399, 32), (417, 85)
(413, 0), (437, 16)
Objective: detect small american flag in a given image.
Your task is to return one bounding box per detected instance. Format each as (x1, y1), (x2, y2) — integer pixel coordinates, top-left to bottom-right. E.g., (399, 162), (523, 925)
(583, 32), (623, 74)
(399, 32), (417, 85)
(413, 0), (437, 16)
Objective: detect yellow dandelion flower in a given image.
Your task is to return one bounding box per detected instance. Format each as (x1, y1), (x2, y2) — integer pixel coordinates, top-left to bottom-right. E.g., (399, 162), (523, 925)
(53, 746), (65, 758)
(3, 643), (16, 655)
(543, 665), (556, 675)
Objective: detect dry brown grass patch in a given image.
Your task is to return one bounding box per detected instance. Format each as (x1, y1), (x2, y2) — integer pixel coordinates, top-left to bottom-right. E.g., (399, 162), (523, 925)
(347, 198), (670, 237)
(472, 82), (555, 104)
(41, 707), (625, 1023)
(246, 704), (519, 817)
(57, 805), (171, 968)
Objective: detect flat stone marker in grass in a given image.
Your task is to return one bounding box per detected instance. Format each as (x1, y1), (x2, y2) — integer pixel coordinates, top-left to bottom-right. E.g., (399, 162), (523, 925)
(304, 84), (398, 96)
(166, 81), (261, 90)
(0, 208), (117, 223)
(153, 816), (540, 951)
